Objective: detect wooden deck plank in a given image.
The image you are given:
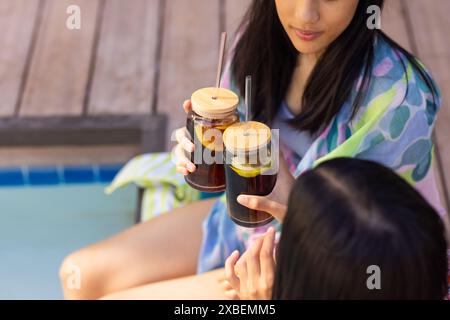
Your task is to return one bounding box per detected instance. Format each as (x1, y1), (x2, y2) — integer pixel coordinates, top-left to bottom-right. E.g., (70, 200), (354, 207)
(381, 0), (411, 51)
(404, 0), (450, 212)
(224, 0), (251, 38)
(0, 0), (40, 117)
(157, 0), (220, 146)
(88, 0), (160, 116)
(404, 0), (449, 57)
(20, 0), (101, 117)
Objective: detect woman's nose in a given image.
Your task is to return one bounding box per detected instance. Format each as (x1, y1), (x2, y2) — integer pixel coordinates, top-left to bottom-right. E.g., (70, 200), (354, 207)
(294, 0), (320, 25)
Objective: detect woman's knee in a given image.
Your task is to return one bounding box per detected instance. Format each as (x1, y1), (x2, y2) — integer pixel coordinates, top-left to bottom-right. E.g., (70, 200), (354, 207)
(59, 246), (107, 299)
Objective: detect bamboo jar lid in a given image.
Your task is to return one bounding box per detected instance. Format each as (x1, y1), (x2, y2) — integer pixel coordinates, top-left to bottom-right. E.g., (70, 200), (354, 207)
(191, 87), (239, 119)
(223, 121), (271, 153)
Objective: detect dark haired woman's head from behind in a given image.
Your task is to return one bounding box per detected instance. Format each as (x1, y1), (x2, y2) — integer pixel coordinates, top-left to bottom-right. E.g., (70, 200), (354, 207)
(273, 158), (448, 300)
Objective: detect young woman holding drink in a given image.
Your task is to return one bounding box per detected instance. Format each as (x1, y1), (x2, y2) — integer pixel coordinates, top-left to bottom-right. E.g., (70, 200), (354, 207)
(60, 0), (444, 299)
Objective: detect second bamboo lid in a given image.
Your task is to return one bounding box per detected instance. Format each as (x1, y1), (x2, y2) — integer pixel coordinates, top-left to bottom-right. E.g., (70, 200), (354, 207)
(223, 121), (271, 153)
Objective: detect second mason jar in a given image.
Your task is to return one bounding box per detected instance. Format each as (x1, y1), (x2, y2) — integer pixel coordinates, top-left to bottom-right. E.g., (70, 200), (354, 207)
(223, 121), (278, 228)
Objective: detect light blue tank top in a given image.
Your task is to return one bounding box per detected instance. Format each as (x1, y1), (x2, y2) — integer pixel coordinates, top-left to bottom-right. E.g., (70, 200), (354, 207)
(272, 101), (313, 165)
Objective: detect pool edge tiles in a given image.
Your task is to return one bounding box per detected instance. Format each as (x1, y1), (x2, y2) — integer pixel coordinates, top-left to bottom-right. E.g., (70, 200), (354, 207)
(0, 164), (123, 187)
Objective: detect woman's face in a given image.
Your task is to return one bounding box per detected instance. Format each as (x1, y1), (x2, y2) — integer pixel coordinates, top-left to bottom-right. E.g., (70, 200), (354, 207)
(275, 0), (359, 55)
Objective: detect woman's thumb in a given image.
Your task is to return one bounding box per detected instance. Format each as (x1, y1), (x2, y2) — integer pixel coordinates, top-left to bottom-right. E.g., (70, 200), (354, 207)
(237, 195), (271, 212)
(237, 194), (284, 221)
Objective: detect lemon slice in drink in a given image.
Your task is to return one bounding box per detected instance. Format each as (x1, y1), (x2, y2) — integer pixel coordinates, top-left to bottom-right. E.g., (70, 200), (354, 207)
(230, 160), (271, 178)
(194, 124), (227, 152)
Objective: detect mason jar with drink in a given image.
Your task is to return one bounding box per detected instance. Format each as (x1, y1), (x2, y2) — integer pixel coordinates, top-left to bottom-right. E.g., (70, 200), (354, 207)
(223, 121), (278, 227)
(184, 87), (239, 192)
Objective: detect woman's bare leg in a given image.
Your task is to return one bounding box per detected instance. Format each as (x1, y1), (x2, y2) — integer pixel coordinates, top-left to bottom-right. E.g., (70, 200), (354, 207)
(59, 197), (218, 299)
(100, 268), (229, 300)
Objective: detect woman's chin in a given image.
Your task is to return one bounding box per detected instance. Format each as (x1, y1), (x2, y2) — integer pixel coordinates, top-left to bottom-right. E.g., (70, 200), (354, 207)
(294, 45), (324, 56)
(291, 40), (327, 56)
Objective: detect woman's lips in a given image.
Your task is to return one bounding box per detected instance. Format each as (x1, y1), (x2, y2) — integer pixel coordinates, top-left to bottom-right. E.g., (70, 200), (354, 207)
(291, 27), (323, 41)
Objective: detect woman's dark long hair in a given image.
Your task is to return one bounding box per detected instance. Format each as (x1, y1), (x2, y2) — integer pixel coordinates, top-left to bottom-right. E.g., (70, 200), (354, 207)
(273, 158), (448, 299)
(231, 0), (439, 134)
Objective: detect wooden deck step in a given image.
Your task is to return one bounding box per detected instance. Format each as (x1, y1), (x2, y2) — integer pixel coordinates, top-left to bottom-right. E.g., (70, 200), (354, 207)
(0, 145), (140, 167)
(0, 114), (166, 151)
(0, 0), (166, 152)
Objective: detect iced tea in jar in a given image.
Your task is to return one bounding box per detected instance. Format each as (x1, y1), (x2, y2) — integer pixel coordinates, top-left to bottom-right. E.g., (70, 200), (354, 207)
(185, 87), (239, 192)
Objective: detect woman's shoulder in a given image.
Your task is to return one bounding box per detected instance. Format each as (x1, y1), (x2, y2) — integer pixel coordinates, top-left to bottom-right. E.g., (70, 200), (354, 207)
(346, 35), (442, 133)
(352, 35), (441, 121)
(369, 35), (441, 107)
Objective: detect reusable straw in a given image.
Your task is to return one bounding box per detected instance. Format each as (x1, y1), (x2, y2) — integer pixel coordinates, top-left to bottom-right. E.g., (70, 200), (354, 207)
(212, 32), (227, 99)
(245, 75), (252, 122)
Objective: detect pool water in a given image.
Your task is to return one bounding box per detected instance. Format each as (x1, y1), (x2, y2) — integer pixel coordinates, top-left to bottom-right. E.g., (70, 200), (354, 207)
(0, 183), (136, 299)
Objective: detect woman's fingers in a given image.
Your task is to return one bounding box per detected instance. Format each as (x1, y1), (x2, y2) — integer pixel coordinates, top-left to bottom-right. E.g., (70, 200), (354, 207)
(183, 99), (192, 113)
(224, 288), (240, 300)
(173, 126), (196, 175)
(173, 99), (194, 176)
(260, 227), (276, 297)
(234, 253), (249, 299)
(174, 144), (196, 174)
(225, 250), (241, 291)
(246, 236), (264, 299)
(220, 278), (233, 291)
(226, 231), (276, 300)
(174, 127), (194, 153)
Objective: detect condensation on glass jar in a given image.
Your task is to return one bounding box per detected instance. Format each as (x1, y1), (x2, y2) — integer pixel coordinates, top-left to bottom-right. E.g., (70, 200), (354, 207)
(185, 87), (239, 193)
(223, 121), (278, 228)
